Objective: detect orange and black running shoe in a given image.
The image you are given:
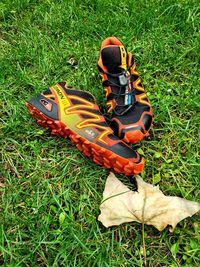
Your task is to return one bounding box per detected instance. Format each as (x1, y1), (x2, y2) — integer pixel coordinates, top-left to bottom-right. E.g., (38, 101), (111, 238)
(98, 37), (153, 144)
(26, 82), (144, 175)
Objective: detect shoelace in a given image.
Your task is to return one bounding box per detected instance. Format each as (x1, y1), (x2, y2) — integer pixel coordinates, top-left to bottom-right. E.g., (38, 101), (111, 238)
(103, 65), (136, 116)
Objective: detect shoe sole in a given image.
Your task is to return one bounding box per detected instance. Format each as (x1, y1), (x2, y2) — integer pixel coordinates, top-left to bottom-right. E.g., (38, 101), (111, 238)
(26, 103), (144, 175)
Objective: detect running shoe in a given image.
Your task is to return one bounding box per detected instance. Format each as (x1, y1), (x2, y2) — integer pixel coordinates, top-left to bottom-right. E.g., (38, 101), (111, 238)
(98, 37), (153, 143)
(26, 81), (144, 175)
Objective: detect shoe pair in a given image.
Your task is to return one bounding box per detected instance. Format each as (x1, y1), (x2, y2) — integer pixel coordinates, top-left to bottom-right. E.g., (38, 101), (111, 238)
(26, 37), (153, 176)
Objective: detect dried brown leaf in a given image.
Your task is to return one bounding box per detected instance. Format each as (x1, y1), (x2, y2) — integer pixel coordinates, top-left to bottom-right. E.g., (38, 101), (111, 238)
(98, 173), (200, 231)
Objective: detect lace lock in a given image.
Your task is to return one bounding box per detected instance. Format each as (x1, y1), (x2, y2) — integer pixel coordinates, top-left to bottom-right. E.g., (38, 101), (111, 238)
(119, 73), (128, 86)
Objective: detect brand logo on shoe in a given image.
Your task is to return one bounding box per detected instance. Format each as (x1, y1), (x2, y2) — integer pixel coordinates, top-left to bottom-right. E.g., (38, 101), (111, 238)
(40, 99), (52, 111)
(119, 46), (127, 69)
(54, 86), (65, 99)
(84, 128), (98, 140)
(51, 84), (71, 108)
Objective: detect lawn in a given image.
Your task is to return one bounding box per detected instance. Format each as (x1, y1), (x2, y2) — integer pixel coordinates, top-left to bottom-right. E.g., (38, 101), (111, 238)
(0, 0), (199, 266)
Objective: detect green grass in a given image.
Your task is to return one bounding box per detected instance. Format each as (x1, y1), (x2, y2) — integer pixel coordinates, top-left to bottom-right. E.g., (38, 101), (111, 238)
(0, 0), (199, 266)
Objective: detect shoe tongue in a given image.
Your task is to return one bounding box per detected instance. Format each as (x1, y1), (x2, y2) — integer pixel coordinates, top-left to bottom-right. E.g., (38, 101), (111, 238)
(101, 45), (127, 73)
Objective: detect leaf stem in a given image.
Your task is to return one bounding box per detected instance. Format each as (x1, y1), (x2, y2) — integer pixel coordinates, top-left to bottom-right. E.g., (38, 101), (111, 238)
(142, 222), (147, 267)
